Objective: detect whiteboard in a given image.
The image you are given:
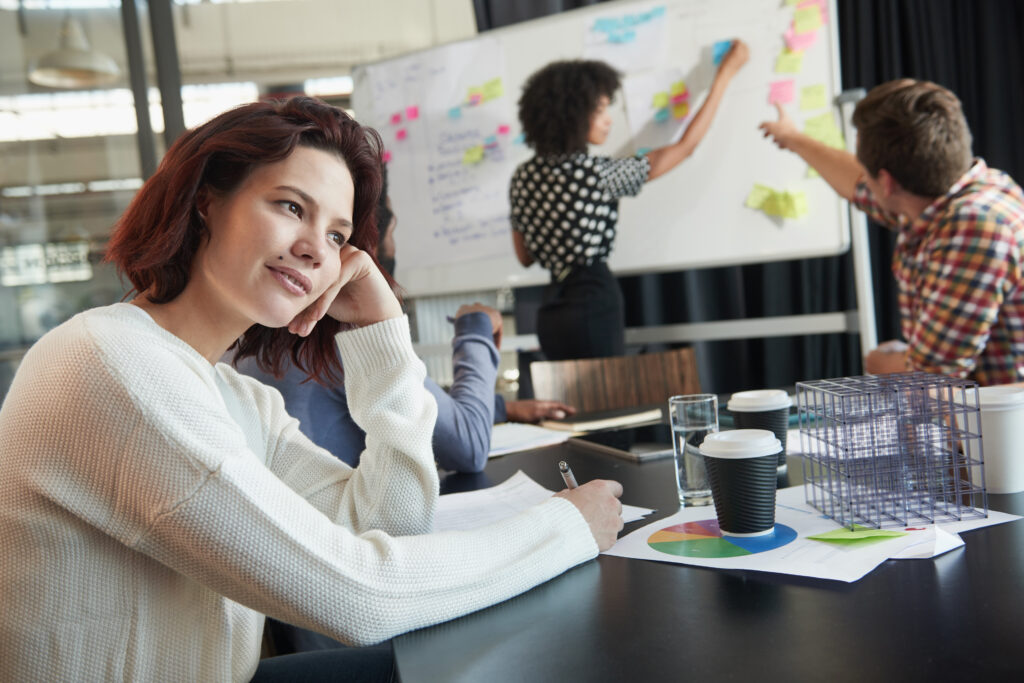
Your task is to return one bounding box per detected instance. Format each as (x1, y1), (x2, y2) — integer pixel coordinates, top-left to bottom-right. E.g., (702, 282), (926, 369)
(352, 0), (847, 297)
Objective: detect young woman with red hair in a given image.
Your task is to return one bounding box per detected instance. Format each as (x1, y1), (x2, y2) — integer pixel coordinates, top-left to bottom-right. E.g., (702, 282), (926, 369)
(0, 97), (622, 682)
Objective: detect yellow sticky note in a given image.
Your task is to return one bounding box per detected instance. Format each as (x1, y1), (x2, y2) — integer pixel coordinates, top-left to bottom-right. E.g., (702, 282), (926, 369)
(652, 91), (669, 109)
(794, 6), (823, 34)
(760, 190), (808, 219)
(807, 166), (820, 179)
(482, 78), (503, 101)
(746, 184), (773, 209)
(775, 49), (803, 74)
(761, 192), (783, 217)
(803, 112), (846, 149)
(462, 145), (484, 165)
(672, 102), (689, 119)
(670, 80), (687, 96)
(800, 84), (827, 111)
(787, 191), (809, 218)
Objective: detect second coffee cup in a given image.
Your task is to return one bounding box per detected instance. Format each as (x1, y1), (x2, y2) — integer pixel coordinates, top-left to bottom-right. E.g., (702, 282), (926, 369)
(727, 389), (792, 470)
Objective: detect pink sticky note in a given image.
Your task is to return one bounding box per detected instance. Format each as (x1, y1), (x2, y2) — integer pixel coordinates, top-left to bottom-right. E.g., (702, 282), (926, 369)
(382, 150), (392, 163)
(469, 93), (483, 106)
(785, 24), (818, 51)
(390, 112), (402, 125)
(396, 129), (407, 141)
(497, 124), (511, 135)
(769, 79), (795, 105)
(670, 92), (689, 104)
(405, 105), (419, 121)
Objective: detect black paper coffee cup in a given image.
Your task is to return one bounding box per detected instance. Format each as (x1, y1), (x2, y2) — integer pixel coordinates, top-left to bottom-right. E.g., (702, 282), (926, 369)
(728, 390), (792, 468)
(700, 429), (782, 536)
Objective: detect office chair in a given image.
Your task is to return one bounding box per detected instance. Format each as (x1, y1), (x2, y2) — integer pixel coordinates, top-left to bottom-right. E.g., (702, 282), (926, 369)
(529, 347), (701, 413)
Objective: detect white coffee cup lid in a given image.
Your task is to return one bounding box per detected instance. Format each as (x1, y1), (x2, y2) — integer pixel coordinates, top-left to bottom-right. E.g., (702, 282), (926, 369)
(727, 389), (792, 412)
(700, 429), (781, 459)
(978, 385), (1024, 411)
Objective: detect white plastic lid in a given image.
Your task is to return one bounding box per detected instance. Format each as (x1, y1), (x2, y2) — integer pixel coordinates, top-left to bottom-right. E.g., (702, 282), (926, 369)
(978, 385), (1024, 411)
(699, 429), (781, 459)
(727, 389), (792, 412)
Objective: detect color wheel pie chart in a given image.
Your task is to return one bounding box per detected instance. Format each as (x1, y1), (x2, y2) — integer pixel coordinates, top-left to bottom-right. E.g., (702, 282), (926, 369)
(648, 519), (798, 558)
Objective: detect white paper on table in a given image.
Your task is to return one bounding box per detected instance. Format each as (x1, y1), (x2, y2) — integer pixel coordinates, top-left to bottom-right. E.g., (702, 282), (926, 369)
(603, 486), (1020, 582)
(433, 470), (654, 533)
(890, 526), (964, 559)
(488, 423), (571, 457)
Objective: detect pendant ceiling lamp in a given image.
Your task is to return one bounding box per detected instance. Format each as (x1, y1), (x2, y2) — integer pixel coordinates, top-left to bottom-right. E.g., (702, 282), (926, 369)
(28, 14), (121, 89)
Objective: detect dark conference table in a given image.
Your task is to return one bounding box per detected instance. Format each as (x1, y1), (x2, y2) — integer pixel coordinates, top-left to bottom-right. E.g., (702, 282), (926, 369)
(392, 444), (1024, 682)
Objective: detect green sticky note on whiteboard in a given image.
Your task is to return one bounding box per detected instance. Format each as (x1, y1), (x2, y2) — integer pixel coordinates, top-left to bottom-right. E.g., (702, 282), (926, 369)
(800, 84), (827, 111)
(775, 49), (803, 74)
(482, 78), (504, 101)
(746, 184), (773, 209)
(462, 145), (484, 165)
(652, 92), (669, 109)
(794, 6), (823, 34)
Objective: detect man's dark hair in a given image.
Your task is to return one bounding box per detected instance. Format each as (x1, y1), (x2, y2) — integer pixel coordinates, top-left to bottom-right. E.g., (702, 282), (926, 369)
(518, 60), (621, 156)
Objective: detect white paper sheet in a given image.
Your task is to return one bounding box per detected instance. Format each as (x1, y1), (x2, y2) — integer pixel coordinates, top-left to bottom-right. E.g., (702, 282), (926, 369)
(433, 470), (654, 533)
(489, 423), (571, 457)
(603, 485), (1020, 582)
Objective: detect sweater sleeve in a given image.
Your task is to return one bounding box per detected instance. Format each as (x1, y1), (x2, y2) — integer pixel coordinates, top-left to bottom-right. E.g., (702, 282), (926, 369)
(426, 311), (500, 473)
(70, 313), (595, 647)
(249, 316), (441, 536)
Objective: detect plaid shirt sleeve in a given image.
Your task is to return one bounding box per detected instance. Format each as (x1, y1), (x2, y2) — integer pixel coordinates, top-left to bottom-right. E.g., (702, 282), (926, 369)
(904, 216), (1021, 378)
(851, 180), (903, 229)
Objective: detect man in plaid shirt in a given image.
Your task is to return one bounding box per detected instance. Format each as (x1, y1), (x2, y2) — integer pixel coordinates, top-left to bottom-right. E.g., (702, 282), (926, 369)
(760, 79), (1024, 385)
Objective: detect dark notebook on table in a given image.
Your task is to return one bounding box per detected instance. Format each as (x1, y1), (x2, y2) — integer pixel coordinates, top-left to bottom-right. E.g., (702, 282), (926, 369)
(566, 422), (675, 462)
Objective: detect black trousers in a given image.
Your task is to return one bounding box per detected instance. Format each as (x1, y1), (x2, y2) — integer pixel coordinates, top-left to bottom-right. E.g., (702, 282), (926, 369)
(537, 261), (625, 361)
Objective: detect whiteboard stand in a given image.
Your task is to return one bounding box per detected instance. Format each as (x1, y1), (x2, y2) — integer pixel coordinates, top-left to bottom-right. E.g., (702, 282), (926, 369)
(836, 87), (878, 355)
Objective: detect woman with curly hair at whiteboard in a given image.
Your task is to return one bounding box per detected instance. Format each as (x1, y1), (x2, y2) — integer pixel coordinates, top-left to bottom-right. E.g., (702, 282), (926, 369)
(510, 40), (748, 360)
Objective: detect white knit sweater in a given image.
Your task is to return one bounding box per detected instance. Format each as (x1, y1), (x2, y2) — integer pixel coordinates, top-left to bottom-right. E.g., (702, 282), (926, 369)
(0, 304), (597, 682)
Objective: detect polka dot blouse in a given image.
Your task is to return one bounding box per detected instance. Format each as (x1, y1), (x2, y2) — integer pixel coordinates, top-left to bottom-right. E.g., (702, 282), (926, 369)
(509, 153), (651, 277)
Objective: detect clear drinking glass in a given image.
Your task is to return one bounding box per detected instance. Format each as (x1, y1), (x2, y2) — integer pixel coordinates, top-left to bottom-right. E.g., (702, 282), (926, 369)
(669, 394), (718, 506)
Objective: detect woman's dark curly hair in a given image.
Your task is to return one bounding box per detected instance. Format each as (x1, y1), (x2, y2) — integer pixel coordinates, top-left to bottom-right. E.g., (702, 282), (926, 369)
(518, 60), (621, 156)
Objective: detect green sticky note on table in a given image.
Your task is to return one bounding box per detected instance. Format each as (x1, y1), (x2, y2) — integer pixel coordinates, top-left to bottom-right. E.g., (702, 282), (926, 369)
(775, 49), (804, 74)
(800, 84), (827, 111)
(808, 525), (909, 542)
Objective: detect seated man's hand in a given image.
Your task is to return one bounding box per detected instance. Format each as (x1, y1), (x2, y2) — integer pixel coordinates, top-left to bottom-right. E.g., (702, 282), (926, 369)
(865, 339), (910, 374)
(455, 303), (503, 348)
(505, 399), (577, 423)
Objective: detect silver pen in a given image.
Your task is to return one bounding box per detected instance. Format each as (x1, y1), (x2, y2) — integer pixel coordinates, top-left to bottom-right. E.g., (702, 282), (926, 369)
(558, 460), (579, 489)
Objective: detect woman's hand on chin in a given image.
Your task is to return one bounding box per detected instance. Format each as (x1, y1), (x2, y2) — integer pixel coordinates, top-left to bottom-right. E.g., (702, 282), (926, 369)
(288, 245), (402, 337)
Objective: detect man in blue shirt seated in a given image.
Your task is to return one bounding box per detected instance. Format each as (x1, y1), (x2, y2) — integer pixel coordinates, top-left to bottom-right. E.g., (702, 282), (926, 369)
(234, 300), (572, 474)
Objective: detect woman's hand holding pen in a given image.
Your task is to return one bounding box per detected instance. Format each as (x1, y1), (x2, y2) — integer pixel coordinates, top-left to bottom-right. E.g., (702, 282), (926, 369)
(556, 479), (624, 551)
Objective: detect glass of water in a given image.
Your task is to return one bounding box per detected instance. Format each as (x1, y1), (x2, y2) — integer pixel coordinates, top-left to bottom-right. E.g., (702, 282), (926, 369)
(669, 394), (718, 507)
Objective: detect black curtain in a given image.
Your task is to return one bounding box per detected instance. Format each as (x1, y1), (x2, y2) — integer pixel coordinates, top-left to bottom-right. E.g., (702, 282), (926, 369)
(478, 1), (1024, 395)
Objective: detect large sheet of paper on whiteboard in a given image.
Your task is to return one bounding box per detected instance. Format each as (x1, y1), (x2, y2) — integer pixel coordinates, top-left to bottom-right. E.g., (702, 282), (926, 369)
(352, 0), (848, 297)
